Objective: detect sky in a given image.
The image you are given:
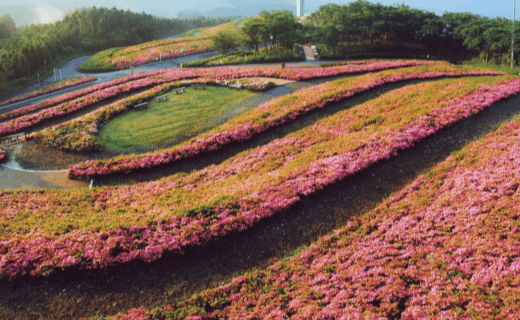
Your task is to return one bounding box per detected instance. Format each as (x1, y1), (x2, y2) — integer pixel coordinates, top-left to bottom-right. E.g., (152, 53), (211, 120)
(0, 0), (517, 27)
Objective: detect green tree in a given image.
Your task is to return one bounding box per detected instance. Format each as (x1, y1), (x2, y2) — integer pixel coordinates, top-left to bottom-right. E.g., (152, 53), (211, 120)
(211, 30), (236, 54)
(241, 17), (264, 53)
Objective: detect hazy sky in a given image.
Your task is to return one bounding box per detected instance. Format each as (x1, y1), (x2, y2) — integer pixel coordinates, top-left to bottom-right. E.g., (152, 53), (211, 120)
(0, 0), (517, 27)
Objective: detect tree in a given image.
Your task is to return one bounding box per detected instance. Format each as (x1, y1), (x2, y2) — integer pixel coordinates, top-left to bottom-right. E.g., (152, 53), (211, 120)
(241, 17), (264, 53)
(211, 31), (236, 54)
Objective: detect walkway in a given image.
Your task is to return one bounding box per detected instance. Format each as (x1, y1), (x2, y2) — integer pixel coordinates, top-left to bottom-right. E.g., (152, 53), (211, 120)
(303, 45), (316, 61)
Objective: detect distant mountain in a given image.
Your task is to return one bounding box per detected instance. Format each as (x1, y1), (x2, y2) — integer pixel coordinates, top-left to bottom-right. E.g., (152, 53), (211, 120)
(177, 0), (299, 18)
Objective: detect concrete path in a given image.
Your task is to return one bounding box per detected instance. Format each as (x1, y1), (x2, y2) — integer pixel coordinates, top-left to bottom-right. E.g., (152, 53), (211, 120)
(303, 46), (316, 61)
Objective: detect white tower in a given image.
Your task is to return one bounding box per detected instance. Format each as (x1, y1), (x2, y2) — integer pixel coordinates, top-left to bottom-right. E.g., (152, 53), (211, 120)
(297, 0), (304, 17)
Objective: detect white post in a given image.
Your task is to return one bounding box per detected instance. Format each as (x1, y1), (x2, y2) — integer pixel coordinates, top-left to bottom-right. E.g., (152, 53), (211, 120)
(160, 52), (162, 61)
(513, 0), (516, 69)
(37, 73), (40, 85)
(53, 69), (56, 81)
(60, 69), (62, 81)
(89, 179), (93, 189)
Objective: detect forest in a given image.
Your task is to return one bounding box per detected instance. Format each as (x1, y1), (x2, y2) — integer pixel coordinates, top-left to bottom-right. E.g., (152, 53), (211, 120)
(305, 1), (518, 64)
(0, 7), (238, 83)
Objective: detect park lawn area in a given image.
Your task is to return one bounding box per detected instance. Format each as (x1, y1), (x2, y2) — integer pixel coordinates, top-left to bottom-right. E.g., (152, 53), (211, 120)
(99, 85), (258, 151)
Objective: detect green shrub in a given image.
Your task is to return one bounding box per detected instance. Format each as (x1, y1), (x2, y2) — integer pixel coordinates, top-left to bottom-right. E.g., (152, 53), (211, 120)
(79, 47), (123, 72)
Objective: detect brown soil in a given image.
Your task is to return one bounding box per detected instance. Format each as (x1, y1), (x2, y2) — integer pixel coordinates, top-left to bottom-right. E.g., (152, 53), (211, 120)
(15, 141), (96, 171)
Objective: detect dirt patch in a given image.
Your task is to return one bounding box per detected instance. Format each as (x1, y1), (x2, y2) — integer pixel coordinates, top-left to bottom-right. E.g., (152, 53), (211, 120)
(15, 140), (97, 170)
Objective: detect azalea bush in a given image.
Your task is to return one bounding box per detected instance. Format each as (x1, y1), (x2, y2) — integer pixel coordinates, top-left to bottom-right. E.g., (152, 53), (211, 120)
(113, 115), (520, 319)
(0, 76), (97, 108)
(214, 78), (276, 91)
(67, 64), (505, 179)
(0, 71), (171, 123)
(80, 20), (244, 72)
(2, 60), (439, 136)
(1, 76), (518, 280)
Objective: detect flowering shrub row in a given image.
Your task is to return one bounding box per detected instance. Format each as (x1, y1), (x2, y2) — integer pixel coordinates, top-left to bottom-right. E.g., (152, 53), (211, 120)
(83, 20), (243, 71)
(0, 71), (207, 136)
(22, 60), (450, 152)
(114, 114), (520, 319)
(0, 71), (169, 123)
(215, 78), (276, 91)
(112, 38), (214, 70)
(1, 76), (518, 280)
(67, 64), (505, 179)
(0, 76), (97, 108)
(33, 79), (210, 152)
(2, 60), (440, 134)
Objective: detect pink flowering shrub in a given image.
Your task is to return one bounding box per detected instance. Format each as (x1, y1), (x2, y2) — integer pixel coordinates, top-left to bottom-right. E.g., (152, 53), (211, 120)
(0, 71), (173, 123)
(0, 76), (96, 109)
(112, 116), (520, 319)
(0, 147), (5, 162)
(67, 64), (505, 179)
(2, 60), (441, 136)
(1, 76), (518, 280)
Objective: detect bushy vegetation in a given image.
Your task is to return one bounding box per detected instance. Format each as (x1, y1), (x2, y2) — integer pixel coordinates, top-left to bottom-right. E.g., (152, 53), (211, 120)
(80, 20), (242, 72)
(0, 9), (239, 89)
(305, 0), (520, 67)
(182, 49), (304, 67)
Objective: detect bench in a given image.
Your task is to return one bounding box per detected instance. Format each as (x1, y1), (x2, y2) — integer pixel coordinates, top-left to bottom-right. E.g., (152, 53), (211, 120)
(156, 94), (168, 102)
(192, 84), (205, 90)
(173, 87), (186, 94)
(0, 132), (26, 147)
(134, 102), (148, 110)
(229, 84), (242, 90)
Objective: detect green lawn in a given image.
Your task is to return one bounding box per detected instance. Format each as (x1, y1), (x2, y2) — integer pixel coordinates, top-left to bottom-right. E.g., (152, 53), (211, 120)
(99, 86), (258, 151)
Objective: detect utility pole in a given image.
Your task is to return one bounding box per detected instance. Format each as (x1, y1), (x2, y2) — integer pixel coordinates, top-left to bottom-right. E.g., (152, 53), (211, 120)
(513, 0), (516, 69)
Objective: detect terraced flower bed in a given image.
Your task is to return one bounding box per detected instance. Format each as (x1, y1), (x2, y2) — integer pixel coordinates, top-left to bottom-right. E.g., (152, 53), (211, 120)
(1, 76), (518, 280)
(0, 71), (171, 123)
(2, 60), (439, 136)
(32, 78), (271, 152)
(67, 64), (506, 179)
(114, 114), (520, 319)
(81, 20), (243, 72)
(0, 76), (97, 108)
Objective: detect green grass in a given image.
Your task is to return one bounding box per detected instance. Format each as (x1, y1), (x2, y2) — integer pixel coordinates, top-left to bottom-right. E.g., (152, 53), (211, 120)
(183, 48), (305, 67)
(99, 86), (257, 151)
(461, 59), (520, 75)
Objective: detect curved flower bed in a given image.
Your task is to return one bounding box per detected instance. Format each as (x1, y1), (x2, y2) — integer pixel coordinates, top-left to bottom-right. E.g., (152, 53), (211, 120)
(112, 39), (214, 70)
(0, 76), (97, 108)
(114, 117), (520, 319)
(32, 79), (222, 152)
(1, 76), (518, 280)
(0, 71), (172, 123)
(1, 60), (440, 135)
(86, 20), (242, 71)
(67, 64), (505, 179)
(0, 71), (207, 136)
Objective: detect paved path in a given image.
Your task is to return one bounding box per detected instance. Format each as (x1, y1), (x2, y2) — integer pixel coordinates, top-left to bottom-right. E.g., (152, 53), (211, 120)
(303, 45), (316, 61)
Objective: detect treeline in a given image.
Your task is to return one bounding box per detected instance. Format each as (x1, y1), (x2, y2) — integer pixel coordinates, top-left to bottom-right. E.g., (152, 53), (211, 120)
(0, 7), (239, 82)
(307, 0), (518, 64)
